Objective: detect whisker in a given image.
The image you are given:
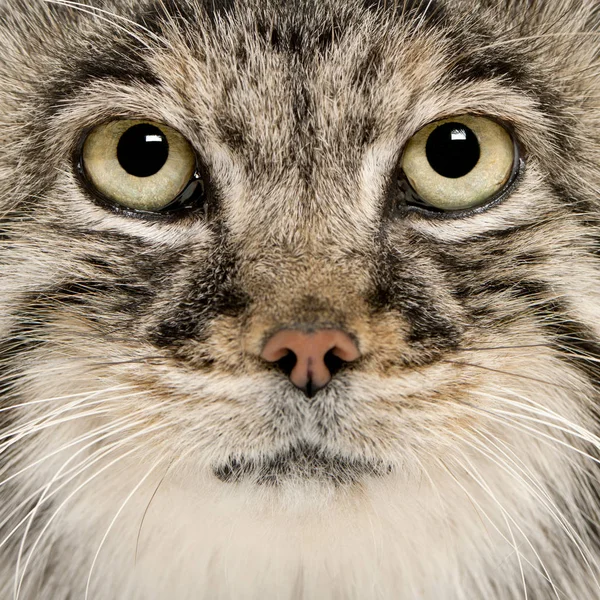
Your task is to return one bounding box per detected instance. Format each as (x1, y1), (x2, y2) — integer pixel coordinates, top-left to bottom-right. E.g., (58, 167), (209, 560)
(0, 423), (147, 554)
(456, 428), (600, 589)
(84, 457), (164, 600)
(458, 402), (600, 467)
(0, 384), (132, 414)
(443, 359), (572, 390)
(0, 415), (155, 546)
(476, 389), (600, 444)
(451, 450), (562, 599)
(0, 397), (175, 536)
(41, 0), (163, 50)
(0, 397), (167, 492)
(458, 344), (549, 353)
(436, 456), (561, 597)
(470, 389), (600, 449)
(14, 422), (170, 599)
(0, 389), (148, 449)
(134, 457), (174, 564)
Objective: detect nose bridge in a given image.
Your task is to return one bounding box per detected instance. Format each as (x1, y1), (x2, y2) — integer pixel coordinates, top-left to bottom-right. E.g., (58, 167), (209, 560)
(239, 245), (371, 349)
(227, 172), (376, 257)
(242, 247), (370, 314)
(236, 249), (368, 397)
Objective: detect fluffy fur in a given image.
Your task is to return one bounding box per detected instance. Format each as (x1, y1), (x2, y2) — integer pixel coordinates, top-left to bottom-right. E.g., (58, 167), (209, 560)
(1, 0), (600, 598)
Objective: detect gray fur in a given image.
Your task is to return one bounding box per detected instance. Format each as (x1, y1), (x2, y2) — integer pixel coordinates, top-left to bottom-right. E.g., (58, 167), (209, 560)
(1, 0), (600, 598)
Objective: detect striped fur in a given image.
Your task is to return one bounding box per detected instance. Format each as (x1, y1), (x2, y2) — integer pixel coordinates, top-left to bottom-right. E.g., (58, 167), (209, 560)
(1, 0), (600, 598)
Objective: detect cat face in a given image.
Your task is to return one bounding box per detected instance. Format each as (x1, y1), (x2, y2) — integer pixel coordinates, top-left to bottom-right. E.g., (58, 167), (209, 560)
(1, 0), (600, 598)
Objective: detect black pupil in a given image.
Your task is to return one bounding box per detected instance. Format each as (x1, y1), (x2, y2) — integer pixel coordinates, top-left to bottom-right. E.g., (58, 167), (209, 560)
(117, 124), (169, 178)
(425, 122), (480, 179)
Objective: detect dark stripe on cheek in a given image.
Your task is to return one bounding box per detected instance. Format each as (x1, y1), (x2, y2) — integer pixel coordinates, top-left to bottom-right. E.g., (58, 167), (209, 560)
(549, 181), (597, 218)
(0, 333), (43, 409)
(149, 248), (250, 350)
(369, 243), (461, 359)
(509, 280), (600, 391)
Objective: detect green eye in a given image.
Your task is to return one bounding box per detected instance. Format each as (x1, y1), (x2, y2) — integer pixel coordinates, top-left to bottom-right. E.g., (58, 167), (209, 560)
(400, 115), (518, 212)
(81, 120), (198, 212)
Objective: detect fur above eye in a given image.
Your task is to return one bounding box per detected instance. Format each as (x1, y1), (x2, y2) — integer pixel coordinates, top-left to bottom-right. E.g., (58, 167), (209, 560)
(399, 115), (518, 213)
(81, 119), (201, 213)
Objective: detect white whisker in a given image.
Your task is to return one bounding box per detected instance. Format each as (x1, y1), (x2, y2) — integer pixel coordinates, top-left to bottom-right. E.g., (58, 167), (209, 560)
(84, 456), (164, 600)
(14, 422), (170, 600)
(41, 0), (164, 50)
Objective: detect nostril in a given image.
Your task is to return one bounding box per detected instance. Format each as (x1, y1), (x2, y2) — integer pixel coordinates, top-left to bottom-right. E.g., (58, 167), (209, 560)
(275, 349), (297, 378)
(323, 348), (346, 378)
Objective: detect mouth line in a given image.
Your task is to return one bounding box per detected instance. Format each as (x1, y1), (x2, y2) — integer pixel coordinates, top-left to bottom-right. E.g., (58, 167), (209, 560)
(213, 443), (393, 486)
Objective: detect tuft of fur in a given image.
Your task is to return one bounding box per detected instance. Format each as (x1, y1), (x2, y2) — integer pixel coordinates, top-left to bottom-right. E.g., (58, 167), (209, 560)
(1, 0), (600, 598)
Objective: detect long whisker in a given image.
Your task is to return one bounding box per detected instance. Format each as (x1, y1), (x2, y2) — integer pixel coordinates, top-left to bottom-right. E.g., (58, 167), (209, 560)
(0, 394), (178, 539)
(442, 360), (572, 390)
(10, 385), (202, 595)
(14, 422), (170, 599)
(134, 457), (174, 564)
(410, 453), (458, 559)
(0, 384), (132, 414)
(0, 415), (155, 546)
(40, 0), (164, 50)
(84, 456), (164, 600)
(0, 395), (168, 492)
(436, 456), (561, 597)
(450, 450), (562, 599)
(458, 401), (600, 467)
(13, 417), (156, 598)
(0, 422), (146, 553)
(0, 389), (148, 449)
(474, 389), (600, 446)
(456, 427), (600, 589)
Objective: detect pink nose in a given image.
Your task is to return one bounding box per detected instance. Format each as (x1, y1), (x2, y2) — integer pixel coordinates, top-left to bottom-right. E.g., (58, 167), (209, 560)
(260, 329), (360, 397)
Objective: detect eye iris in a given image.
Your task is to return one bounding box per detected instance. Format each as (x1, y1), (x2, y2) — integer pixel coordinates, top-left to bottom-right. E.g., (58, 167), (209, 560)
(116, 123), (169, 178)
(425, 122), (480, 179)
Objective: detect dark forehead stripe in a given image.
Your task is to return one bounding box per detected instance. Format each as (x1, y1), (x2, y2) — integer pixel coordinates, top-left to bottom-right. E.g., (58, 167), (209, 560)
(44, 0), (535, 120)
(448, 44), (571, 148)
(44, 42), (159, 117)
(361, 0), (445, 21)
(439, 12), (575, 148)
(42, 1), (241, 116)
(140, 0), (237, 29)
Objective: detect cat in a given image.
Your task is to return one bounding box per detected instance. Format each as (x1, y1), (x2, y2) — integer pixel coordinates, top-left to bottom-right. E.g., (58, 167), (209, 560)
(1, 0), (600, 597)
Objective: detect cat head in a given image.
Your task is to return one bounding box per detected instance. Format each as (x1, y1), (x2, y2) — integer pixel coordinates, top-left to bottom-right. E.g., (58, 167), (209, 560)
(1, 0), (600, 548)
